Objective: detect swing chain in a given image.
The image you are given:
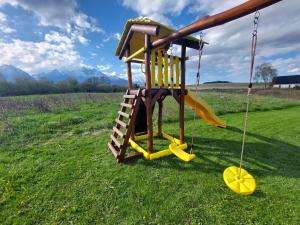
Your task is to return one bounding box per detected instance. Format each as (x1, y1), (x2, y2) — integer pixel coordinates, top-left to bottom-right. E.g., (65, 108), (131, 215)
(239, 11), (260, 175)
(196, 32), (204, 86)
(190, 32), (205, 153)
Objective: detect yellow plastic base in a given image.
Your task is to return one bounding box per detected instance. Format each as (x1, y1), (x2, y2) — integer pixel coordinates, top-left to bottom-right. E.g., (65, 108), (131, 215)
(223, 166), (256, 195)
(129, 132), (194, 161)
(169, 143), (195, 162)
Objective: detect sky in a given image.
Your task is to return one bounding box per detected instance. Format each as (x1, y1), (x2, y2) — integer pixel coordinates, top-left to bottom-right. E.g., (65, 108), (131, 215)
(0, 0), (299, 84)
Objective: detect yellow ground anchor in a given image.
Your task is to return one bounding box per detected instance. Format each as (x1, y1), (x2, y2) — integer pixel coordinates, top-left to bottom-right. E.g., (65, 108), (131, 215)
(129, 132), (194, 161)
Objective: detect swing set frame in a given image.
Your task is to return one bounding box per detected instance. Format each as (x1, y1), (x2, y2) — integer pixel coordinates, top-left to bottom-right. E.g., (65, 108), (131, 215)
(109, 0), (281, 162)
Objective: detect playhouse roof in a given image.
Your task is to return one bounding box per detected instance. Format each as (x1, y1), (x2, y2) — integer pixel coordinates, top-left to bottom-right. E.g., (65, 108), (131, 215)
(115, 17), (206, 59)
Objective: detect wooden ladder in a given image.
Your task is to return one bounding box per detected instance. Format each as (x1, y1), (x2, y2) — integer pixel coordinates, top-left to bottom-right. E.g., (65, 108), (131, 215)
(107, 89), (143, 162)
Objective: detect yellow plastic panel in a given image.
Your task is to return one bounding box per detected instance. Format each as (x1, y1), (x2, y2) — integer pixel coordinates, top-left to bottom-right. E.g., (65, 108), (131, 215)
(175, 57), (180, 87)
(169, 143), (196, 162)
(151, 51), (156, 87)
(161, 132), (181, 145)
(163, 52), (169, 86)
(170, 55), (174, 88)
(185, 90), (226, 128)
(129, 138), (149, 159)
(157, 50), (163, 87)
(223, 166), (256, 195)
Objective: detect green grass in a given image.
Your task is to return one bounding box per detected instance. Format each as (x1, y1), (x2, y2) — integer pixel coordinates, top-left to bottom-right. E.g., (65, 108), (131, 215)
(0, 92), (299, 224)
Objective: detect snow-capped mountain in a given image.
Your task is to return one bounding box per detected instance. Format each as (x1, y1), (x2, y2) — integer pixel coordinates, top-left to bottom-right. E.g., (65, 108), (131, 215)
(34, 67), (127, 85)
(0, 65), (128, 85)
(0, 65), (33, 82)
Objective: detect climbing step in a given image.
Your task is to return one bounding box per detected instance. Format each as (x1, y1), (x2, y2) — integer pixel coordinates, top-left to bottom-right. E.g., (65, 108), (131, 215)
(107, 143), (119, 158)
(113, 126), (124, 138)
(111, 135), (121, 148)
(123, 94), (136, 99)
(115, 119), (128, 128)
(118, 111), (131, 118)
(108, 89), (142, 162)
(121, 103), (133, 109)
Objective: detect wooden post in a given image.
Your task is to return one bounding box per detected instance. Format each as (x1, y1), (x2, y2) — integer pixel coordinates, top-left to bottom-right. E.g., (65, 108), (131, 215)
(145, 34), (153, 153)
(158, 100), (163, 137)
(126, 47), (133, 89)
(179, 46), (186, 144)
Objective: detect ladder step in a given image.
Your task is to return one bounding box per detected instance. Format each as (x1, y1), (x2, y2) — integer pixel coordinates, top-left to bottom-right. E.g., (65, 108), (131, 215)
(115, 119), (128, 128)
(123, 94), (136, 99)
(118, 111), (130, 118)
(121, 103), (133, 109)
(123, 152), (143, 162)
(107, 143), (119, 158)
(113, 126), (124, 137)
(111, 135), (121, 148)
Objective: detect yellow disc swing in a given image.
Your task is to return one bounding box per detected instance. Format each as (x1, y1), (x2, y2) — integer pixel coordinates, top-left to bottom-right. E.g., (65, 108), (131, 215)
(223, 11), (261, 195)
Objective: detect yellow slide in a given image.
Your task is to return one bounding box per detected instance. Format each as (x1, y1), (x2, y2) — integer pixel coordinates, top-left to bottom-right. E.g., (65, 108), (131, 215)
(184, 90), (226, 128)
(169, 143), (196, 162)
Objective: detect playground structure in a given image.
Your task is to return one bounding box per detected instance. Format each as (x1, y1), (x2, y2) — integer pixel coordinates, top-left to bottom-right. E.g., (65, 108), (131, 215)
(108, 0), (281, 194)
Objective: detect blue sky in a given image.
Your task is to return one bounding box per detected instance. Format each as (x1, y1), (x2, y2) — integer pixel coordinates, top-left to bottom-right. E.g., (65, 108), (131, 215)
(0, 0), (299, 84)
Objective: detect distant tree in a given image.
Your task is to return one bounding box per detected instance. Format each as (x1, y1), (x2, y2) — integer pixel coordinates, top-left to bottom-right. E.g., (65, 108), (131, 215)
(254, 63), (278, 88)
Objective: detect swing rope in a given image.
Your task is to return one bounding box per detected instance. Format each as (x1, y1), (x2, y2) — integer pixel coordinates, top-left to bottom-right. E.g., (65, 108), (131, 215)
(190, 32), (204, 154)
(239, 11), (260, 176)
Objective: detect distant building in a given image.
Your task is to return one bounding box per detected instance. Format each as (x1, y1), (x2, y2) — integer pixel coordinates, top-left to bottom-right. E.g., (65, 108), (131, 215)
(272, 75), (300, 88)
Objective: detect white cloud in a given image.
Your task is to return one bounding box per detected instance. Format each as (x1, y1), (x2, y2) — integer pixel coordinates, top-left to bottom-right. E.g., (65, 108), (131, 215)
(185, 0), (300, 82)
(114, 33), (121, 41)
(0, 0), (103, 45)
(121, 0), (300, 82)
(121, 0), (191, 25)
(97, 64), (112, 71)
(0, 12), (15, 33)
(0, 31), (82, 74)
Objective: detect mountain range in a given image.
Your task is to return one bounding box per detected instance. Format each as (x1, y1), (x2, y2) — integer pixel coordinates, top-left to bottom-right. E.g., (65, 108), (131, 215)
(0, 65), (128, 85)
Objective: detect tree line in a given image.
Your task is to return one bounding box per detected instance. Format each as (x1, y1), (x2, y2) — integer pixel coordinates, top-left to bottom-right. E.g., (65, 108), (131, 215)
(0, 77), (128, 96)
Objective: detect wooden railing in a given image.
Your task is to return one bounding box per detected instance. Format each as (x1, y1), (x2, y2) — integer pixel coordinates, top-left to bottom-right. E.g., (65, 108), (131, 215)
(150, 49), (181, 88)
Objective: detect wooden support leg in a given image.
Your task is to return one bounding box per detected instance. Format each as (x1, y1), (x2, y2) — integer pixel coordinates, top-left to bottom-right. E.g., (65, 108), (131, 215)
(145, 34), (153, 153)
(179, 46), (186, 144)
(158, 100), (163, 137)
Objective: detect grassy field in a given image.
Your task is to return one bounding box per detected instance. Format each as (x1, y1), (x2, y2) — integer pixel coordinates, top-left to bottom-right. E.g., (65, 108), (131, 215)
(0, 91), (299, 224)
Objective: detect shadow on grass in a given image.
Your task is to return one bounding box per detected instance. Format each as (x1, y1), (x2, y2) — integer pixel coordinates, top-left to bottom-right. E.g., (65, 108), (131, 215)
(132, 125), (300, 179)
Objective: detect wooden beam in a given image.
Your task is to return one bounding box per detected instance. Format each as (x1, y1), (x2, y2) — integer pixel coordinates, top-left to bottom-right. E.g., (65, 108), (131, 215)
(151, 89), (167, 107)
(157, 100), (163, 137)
(119, 24), (160, 59)
(131, 24), (160, 36)
(124, 47), (145, 63)
(179, 46), (186, 144)
(173, 39), (204, 50)
(151, 0), (281, 50)
(126, 47), (133, 89)
(145, 34), (153, 154)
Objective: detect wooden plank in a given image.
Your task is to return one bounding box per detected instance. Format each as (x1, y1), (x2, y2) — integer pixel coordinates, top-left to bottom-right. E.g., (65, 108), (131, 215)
(115, 119), (128, 128)
(107, 143), (119, 158)
(145, 34), (153, 154)
(123, 152), (143, 162)
(158, 100), (163, 136)
(121, 102), (133, 109)
(119, 24), (160, 59)
(119, 90), (142, 160)
(123, 94), (136, 99)
(111, 135), (121, 148)
(179, 46), (186, 144)
(124, 47), (145, 63)
(118, 111), (130, 118)
(112, 90), (129, 139)
(151, 88), (166, 107)
(113, 126), (124, 138)
(126, 48), (133, 89)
